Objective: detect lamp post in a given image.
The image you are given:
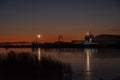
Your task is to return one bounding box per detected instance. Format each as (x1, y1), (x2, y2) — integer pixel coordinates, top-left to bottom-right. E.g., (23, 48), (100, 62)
(36, 34), (41, 43)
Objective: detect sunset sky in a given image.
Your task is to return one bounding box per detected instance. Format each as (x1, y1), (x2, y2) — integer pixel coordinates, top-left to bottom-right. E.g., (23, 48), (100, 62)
(0, 0), (120, 42)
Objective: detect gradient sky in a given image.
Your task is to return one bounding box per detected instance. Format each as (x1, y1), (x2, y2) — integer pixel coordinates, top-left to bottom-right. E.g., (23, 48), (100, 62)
(0, 0), (120, 42)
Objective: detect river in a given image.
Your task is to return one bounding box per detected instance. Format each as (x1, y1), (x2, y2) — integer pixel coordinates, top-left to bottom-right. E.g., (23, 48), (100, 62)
(0, 48), (120, 80)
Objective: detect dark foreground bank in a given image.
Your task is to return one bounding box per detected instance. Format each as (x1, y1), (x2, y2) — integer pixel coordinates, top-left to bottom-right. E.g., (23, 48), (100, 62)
(0, 51), (72, 80)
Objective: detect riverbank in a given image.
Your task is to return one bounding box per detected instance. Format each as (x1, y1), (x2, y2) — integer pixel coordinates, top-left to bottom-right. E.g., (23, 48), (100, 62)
(0, 43), (119, 48)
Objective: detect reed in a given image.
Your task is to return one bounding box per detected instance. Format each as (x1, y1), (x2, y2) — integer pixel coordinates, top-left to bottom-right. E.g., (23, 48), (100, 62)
(0, 51), (72, 80)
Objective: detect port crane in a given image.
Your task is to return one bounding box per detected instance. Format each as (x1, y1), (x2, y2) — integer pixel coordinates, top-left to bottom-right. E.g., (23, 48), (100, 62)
(57, 34), (64, 42)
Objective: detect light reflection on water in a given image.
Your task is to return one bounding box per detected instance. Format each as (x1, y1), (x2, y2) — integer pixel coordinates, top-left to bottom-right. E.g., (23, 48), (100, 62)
(85, 48), (91, 80)
(84, 48), (97, 80)
(32, 48), (41, 61)
(0, 48), (120, 80)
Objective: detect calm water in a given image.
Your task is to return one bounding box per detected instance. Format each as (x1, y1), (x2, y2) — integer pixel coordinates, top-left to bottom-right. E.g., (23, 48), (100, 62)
(0, 48), (120, 80)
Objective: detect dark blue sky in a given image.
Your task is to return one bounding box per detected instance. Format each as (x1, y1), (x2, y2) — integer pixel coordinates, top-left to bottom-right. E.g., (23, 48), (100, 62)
(0, 0), (120, 42)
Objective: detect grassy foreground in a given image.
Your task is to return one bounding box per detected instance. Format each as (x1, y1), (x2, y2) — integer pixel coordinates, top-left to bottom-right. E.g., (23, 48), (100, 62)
(0, 51), (72, 80)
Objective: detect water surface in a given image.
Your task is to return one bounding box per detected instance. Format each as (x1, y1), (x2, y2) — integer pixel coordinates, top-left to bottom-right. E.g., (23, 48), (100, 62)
(0, 48), (120, 80)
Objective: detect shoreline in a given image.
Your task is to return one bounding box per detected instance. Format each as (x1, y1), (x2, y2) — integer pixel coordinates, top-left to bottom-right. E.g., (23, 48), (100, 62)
(0, 44), (119, 48)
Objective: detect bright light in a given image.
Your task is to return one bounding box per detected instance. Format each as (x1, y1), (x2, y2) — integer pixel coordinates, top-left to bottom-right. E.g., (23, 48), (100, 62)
(86, 32), (90, 35)
(37, 34), (41, 38)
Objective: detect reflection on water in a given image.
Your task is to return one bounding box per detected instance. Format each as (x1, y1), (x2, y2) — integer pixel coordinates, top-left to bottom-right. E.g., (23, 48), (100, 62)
(32, 48), (41, 61)
(84, 48), (96, 80)
(85, 48), (91, 72)
(38, 48), (41, 61)
(85, 48), (91, 80)
(84, 48), (97, 72)
(86, 49), (90, 72)
(0, 48), (72, 80)
(0, 48), (120, 80)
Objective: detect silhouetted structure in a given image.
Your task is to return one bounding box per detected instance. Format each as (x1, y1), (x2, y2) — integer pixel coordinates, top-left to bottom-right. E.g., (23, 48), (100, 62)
(71, 40), (83, 44)
(84, 32), (94, 44)
(58, 34), (64, 42)
(94, 34), (120, 45)
(0, 34), (120, 48)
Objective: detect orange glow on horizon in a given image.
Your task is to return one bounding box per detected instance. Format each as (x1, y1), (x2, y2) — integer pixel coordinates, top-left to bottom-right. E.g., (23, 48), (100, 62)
(0, 35), (85, 42)
(0, 32), (118, 42)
